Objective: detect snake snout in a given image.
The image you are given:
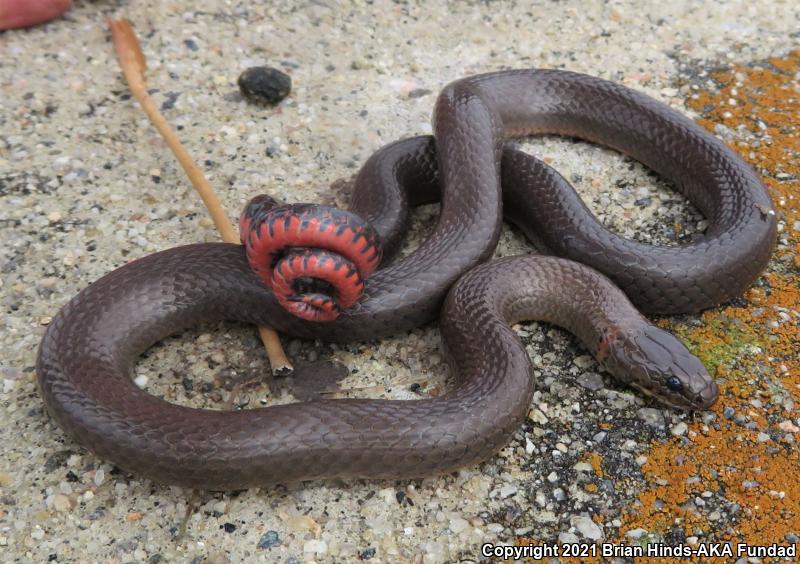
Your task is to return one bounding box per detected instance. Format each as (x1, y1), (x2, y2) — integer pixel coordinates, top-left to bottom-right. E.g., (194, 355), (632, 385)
(695, 379), (720, 410)
(604, 324), (719, 410)
(240, 196), (382, 321)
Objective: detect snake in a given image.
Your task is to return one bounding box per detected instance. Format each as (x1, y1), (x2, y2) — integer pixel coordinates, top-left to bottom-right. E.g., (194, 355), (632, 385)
(36, 70), (776, 489)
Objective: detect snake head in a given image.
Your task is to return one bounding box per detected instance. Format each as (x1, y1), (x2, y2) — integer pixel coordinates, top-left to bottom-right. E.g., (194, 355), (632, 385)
(601, 324), (718, 410)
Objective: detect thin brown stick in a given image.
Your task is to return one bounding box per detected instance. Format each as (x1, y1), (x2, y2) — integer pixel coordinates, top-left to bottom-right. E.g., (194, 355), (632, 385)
(109, 18), (292, 375)
(176, 490), (201, 541)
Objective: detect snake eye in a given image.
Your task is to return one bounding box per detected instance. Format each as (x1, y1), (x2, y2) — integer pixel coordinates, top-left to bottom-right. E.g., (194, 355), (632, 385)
(666, 377), (683, 392)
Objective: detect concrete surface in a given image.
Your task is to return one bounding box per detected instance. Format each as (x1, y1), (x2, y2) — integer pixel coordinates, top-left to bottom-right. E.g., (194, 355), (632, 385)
(1, 1), (798, 562)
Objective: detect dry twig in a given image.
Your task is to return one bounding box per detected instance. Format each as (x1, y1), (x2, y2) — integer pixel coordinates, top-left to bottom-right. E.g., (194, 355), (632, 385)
(109, 18), (292, 375)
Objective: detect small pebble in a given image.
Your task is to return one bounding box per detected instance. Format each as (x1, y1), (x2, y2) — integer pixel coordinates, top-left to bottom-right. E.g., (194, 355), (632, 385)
(638, 408), (665, 429)
(52, 494), (71, 512)
(670, 422), (688, 436)
(238, 66), (292, 105)
(559, 532), (580, 544)
(499, 485), (517, 498)
(571, 515), (603, 540)
(626, 528), (647, 539)
(525, 437), (535, 455)
(303, 539), (328, 555)
(449, 517), (470, 533)
(408, 88), (431, 98)
(258, 530), (281, 549)
(578, 372), (604, 391)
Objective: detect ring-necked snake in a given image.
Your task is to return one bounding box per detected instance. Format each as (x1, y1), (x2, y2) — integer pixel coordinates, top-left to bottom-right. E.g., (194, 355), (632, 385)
(37, 70), (776, 489)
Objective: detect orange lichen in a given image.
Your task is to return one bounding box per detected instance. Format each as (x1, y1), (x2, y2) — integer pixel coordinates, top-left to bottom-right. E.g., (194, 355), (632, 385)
(582, 451), (606, 478)
(617, 50), (800, 556)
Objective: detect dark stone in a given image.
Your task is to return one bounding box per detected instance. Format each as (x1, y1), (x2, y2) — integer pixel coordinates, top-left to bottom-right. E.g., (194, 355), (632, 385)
(237, 67), (292, 105)
(359, 547), (376, 560)
(43, 450), (72, 472)
(257, 530), (281, 549)
(223, 522), (237, 533)
(408, 88), (431, 98)
(664, 527), (686, 545)
(87, 507), (106, 520)
(160, 92), (180, 111)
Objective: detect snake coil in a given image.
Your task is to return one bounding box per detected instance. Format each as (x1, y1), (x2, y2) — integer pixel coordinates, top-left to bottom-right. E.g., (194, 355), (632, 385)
(239, 195), (382, 321)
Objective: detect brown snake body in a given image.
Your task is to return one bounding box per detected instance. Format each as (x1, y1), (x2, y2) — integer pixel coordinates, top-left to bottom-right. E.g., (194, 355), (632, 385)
(37, 70), (776, 488)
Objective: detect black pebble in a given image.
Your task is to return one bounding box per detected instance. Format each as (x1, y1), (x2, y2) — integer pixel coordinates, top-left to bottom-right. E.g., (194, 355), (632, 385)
(237, 66), (291, 105)
(359, 547), (376, 560)
(160, 92), (180, 111)
(43, 450), (71, 473)
(223, 522), (237, 533)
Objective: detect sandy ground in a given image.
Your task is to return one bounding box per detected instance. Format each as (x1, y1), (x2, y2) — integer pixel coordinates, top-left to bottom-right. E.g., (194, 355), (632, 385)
(1, 1), (798, 562)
